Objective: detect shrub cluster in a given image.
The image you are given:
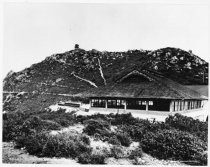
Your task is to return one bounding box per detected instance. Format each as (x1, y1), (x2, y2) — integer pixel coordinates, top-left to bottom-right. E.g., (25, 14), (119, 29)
(42, 133), (92, 158)
(128, 147), (143, 160)
(83, 119), (111, 137)
(165, 113), (208, 142)
(16, 131), (92, 158)
(83, 118), (132, 146)
(3, 109), (78, 146)
(23, 116), (62, 132)
(81, 113), (208, 165)
(140, 129), (207, 165)
(3, 112), (31, 141)
(38, 109), (77, 127)
(78, 153), (106, 164)
(115, 132), (132, 147)
(108, 136), (121, 145)
(3, 112), (62, 143)
(3, 111), (208, 165)
(110, 145), (126, 159)
(110, 113), (138, 125)
(16, 131), (49, 156)
(77, 113), (111, 124)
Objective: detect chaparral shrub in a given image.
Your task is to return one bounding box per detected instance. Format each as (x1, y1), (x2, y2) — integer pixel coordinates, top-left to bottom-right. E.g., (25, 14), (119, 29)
(115, 117), (175, 142)
(140, 129), (207, 165)
(115, 132), (132, 147)
(110, 145), (127, 159)
(3, 112), (31, 141)
(80, 134), (90, 145)
(108, 136), (121, 146)
(89, 154), (106, 164)
(117, 124), (145, 141)
(22, 116), (62, 132)
(12, 115), (62, 149)
(129, 147), (143, 159)
(111, 113), (138, 125)
(3, 110), (75, 142)
(78, 153), (106, 164)
(17, 131), (92, 158)
(78, 153), (91, 164)
(38, 110), (77, 127)
(195, 152), (208, 166)
(83, 119), (111, 137)
(21, 131), (49, 156)
(77, 113), (110, 124)
(42, 132), (92, 158)
(165, 113), (208, 142)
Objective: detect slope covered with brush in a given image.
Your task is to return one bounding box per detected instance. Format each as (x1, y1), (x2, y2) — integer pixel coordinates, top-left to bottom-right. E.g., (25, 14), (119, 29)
(3, 47), (208, 95)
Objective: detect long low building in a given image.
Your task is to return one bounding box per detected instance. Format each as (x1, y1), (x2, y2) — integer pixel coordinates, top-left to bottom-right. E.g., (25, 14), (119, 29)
(88, 69), (208, 119)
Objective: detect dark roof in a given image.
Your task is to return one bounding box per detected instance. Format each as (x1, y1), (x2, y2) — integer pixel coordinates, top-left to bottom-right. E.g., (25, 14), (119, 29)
(86, 69), (207, 100)
(184, 85), (208, 97)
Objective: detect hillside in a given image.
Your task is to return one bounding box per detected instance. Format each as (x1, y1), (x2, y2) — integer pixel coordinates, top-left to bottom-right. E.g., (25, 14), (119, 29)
(3, 46), (208, 96)
(2, 46), (208, 165)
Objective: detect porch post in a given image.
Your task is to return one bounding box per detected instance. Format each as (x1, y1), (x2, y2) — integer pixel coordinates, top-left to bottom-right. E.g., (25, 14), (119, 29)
(146, 101), (149, 111)
(124, 100), (127, 111)
(105, 99), (108, 109)
(89, 98), (92, 108)
(169, 100), (174, 112)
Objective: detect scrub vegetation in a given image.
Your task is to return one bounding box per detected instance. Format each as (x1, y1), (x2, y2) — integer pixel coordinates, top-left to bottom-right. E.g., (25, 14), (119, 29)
(3, 110), (208, 165)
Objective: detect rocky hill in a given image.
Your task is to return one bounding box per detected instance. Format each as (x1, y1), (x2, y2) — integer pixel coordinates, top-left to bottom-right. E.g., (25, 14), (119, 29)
(3, 46), (208, 96)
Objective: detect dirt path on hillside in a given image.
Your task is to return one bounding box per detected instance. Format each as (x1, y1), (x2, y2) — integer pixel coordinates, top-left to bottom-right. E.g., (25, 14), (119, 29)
(2, 142), (78, 164)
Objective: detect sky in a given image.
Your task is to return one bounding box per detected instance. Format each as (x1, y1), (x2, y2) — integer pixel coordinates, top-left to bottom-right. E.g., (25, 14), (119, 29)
(2, 1), (209, 78)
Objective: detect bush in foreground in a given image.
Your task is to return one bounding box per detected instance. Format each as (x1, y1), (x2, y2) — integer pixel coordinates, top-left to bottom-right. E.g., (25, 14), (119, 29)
(15, 131), (92, 158)
(23, 116), (62, 132)
(115, 132), (132, 147)
(19, 131), (49, 156)
(108, 136), (121, 145)
(78, 153), (91, 164)
(83, 119), (111, 137)
(41, 132), (92, 158)
(110, 145), (127, 159)
(129, 147), (143, 159)
(38, 110), (77, 127)
(3, 112), (30, 141)
(140, 129), (207, 165)
(13, 116), (62, 149)
(165, 113), (208, 142)
(3, 110), (74, 142)
(78, 153), (106, 164)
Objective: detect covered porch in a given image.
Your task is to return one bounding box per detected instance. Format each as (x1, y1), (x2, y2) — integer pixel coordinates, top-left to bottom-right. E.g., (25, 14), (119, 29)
(90, 97), (204, 112)
(90, 97), (171, 112)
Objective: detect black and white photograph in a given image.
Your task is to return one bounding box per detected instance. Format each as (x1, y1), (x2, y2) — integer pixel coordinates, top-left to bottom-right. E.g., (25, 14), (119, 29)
(1, 0), (209, 165)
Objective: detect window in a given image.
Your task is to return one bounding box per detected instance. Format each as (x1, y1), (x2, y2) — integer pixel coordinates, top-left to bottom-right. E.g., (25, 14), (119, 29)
(142, 101), (146, 105)
(107, 99), (124, 109)
(149, 101), (153, 106)
(121, 100), (126, 105)
(91, 98), (106, 108)
(195, 101), (198, 108)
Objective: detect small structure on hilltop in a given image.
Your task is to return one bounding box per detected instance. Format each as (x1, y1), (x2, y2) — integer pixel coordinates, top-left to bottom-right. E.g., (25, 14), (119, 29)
(75, 44), (79, 49)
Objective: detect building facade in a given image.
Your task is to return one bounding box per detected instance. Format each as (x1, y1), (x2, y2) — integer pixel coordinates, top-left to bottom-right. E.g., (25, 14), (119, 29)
(89, 70), (207, 114)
